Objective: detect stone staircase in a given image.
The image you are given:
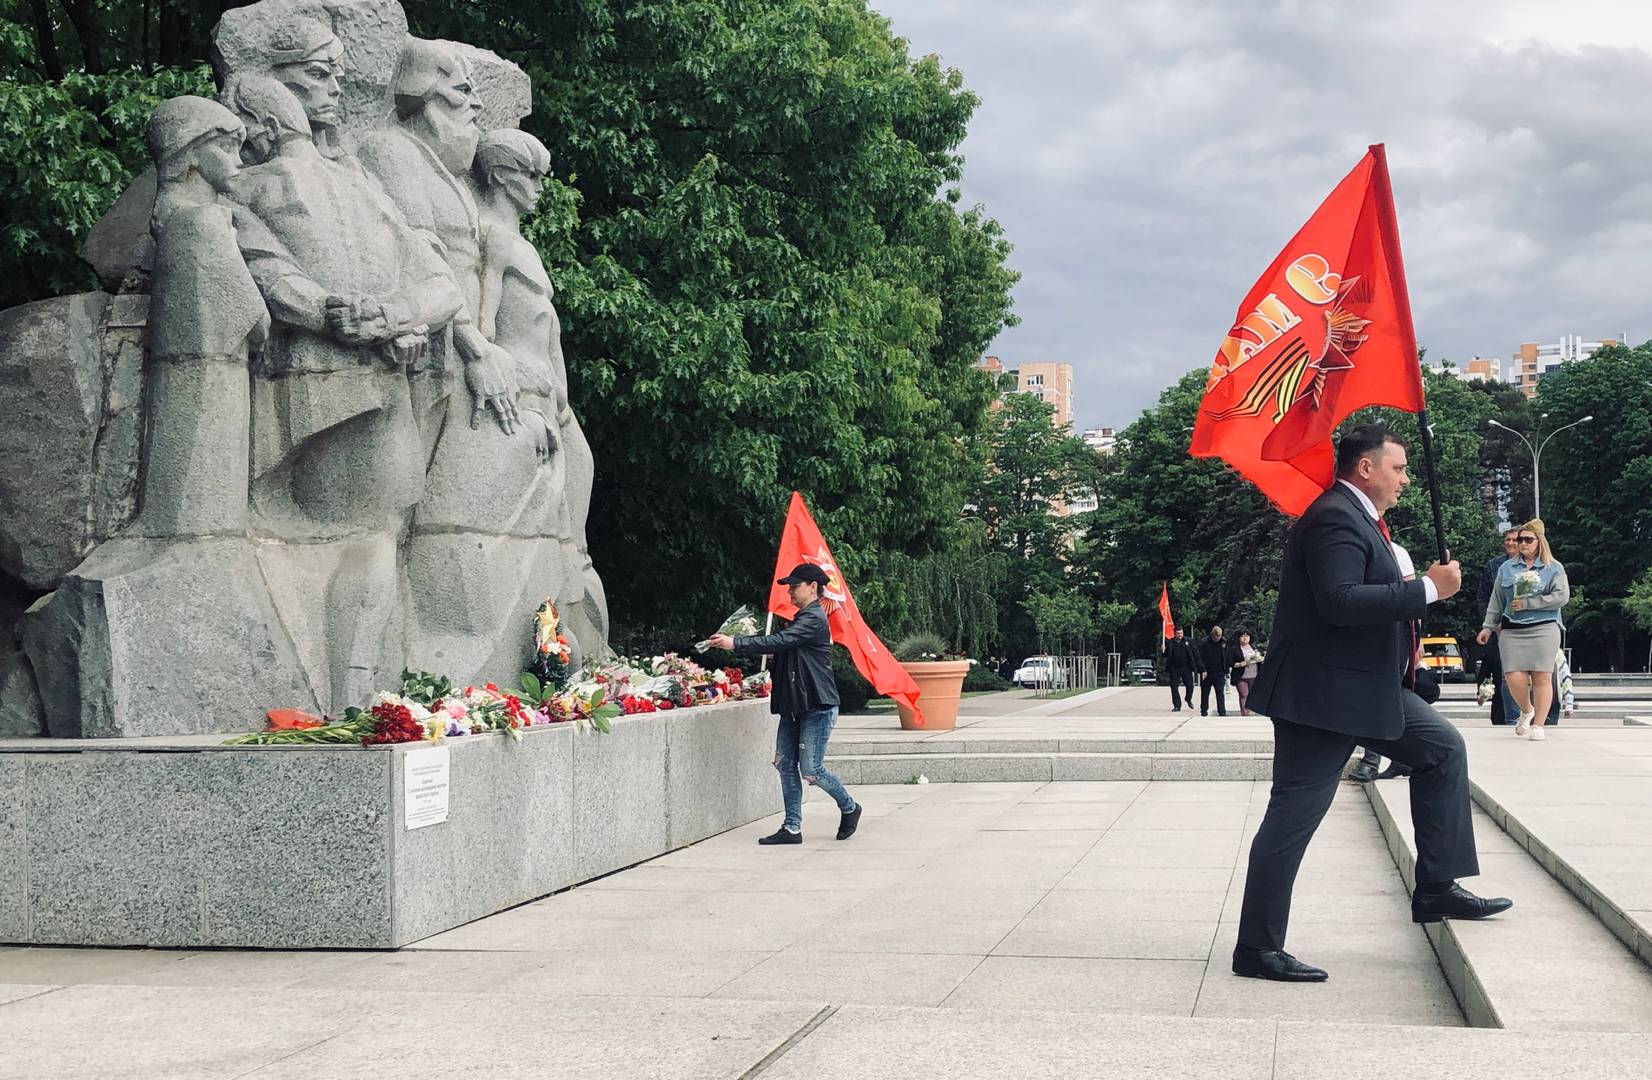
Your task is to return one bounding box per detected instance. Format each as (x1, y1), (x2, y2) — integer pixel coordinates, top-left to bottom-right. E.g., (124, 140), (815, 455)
(828, 692), (1652, 1037)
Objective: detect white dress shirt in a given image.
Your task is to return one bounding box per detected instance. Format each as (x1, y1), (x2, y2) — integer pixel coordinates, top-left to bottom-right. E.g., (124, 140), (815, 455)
(1336, 480), (1438, 603)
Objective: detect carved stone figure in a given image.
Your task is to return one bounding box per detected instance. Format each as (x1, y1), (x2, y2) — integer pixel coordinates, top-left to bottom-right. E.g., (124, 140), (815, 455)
(132, 96), (268, 537)
(475, 129), (609, 660)
(0, 0), (610, 737)
(20, 97), (313, 737)
(357, 38), (518, 441)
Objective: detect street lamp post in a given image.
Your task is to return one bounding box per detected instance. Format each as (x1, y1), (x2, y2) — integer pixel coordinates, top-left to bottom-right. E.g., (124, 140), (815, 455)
(1487, 414), (1595, 520)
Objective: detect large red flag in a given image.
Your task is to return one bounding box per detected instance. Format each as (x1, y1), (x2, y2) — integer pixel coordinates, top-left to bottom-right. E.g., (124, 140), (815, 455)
(1191, 144), (1425, 516)
(766, 492), (924, 725)
(1158, 582), (1175, 640)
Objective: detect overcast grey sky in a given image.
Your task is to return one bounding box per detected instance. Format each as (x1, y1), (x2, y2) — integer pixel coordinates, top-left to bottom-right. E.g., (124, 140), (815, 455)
(873, 0), (1652, 430)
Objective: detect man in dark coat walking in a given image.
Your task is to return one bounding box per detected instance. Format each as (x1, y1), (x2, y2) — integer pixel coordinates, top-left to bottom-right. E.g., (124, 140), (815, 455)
(1165, 628), (1200, 712)
(710, 563), (861, 846)
(1234, 425), (1511, 983)
(1197, 626), (1234, 716)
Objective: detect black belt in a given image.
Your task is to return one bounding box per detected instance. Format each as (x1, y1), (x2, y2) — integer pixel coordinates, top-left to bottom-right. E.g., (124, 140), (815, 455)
(1499, 621), (1548, 632)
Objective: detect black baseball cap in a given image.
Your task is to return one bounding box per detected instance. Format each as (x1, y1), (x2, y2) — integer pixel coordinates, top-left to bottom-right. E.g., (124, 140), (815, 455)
(777, 563), (829, 587)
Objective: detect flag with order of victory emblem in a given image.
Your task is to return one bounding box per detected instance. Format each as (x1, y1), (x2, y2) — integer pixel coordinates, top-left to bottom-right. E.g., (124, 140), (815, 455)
(767, 491), (924, 726)
(1191, 144), (1426, 516)
(1159, 582), (1175, 640)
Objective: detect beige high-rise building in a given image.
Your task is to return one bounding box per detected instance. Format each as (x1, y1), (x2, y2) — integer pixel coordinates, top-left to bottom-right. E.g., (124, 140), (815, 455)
(976, 356), (1075, 428)
(1510, 335), (1627, 398)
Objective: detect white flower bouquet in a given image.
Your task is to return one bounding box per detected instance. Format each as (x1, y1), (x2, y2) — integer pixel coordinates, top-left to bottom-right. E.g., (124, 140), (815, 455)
(1514, 569), (1542, 602)
(696, 604), (760, 653)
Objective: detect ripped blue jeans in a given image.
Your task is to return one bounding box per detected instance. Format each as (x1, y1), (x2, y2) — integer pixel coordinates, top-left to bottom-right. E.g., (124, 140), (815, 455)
(776, 707), (855, 832)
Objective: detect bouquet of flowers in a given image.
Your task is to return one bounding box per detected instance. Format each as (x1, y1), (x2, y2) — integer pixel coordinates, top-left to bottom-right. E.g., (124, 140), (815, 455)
(696, 604), (760, 653)
(1514, 569), (1542, 599)
(532, 598), (573, 690)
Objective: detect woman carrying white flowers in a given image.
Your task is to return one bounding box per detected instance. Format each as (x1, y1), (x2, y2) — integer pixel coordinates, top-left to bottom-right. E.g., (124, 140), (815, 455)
(1476, 520), (1570, 741)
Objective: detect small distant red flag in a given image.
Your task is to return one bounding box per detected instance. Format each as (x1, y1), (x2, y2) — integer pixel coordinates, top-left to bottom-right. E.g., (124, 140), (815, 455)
(1158, 582), (1175, 640)
(767, 492), (924, 725)
(1191, 144), (1425, 516)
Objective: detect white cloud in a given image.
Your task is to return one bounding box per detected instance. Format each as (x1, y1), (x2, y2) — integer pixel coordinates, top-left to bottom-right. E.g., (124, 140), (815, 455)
(875, 0), (1652, 427)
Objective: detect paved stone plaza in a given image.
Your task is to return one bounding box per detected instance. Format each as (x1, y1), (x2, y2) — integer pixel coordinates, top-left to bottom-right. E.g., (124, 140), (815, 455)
(5, 686), (1652, 1077)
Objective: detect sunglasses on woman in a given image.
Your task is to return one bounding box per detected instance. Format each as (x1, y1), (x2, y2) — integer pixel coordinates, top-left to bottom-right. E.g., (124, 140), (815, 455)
(1517, 536), (1538, 544)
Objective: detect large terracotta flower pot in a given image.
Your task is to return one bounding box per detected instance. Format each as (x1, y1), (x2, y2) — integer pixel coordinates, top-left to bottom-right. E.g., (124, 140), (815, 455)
(895, 659), (971, 731)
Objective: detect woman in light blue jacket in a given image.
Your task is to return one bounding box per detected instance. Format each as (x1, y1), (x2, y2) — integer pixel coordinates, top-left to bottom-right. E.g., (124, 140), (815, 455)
(1475, 519), (1569, 741)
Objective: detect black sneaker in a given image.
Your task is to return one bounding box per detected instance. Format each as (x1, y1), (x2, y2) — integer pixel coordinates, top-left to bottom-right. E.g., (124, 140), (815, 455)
(836, 803), (863, 841)
(758, 827), (801, 846)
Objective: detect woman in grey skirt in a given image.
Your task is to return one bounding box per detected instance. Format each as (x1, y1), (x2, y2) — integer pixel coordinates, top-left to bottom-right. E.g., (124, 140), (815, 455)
(1476, 519), (1569, 741)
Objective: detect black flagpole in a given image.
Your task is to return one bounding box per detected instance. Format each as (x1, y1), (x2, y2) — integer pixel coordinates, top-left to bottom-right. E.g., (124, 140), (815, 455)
(1415, 408), (1449, 563)
(1369, 143), (1449, 564)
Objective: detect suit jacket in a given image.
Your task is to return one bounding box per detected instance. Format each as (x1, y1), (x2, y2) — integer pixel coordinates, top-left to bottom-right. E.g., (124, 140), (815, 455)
(1247, 483), (1428, 739)
(1165, 638), (1199, 673)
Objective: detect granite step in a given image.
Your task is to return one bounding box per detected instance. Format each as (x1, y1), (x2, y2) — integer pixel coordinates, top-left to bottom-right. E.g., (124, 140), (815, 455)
(1365, 777), (1652, 1031)
(824, 751), (1270, 784)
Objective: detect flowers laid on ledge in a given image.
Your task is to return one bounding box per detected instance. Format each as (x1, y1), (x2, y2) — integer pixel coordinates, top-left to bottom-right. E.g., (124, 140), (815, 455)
(230, 599), (773, 747)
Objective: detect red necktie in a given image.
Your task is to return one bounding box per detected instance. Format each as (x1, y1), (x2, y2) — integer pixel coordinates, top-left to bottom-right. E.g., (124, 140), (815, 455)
(1376, 517), (1420, 685)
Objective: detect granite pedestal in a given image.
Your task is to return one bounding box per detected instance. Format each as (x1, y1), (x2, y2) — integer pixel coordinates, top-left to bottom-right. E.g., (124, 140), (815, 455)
(0, 698), (778, 948)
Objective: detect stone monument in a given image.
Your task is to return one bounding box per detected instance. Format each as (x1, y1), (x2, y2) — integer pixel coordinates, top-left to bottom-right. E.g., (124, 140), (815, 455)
(0, 0), (608, 738)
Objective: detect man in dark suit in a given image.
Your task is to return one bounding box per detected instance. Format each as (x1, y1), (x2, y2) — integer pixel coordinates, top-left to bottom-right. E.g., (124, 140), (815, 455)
(1165, 628), (1199, 712)
(1197, 626), (1234, 715)
(1233, 425), (1512, 982)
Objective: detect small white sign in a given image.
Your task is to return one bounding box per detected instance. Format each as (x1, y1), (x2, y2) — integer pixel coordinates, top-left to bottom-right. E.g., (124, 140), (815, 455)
(404, 745), (450, 830)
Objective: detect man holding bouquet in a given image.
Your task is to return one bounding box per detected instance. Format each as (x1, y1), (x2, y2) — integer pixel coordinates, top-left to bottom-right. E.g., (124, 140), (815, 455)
(708, 563), (862, 845)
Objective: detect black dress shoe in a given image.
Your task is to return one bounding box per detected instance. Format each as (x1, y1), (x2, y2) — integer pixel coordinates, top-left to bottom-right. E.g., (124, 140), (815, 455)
(1412, 883), (1513, 924)
(1375, 762), (1413, 780)
(836, 803), (863, 841)
(1348, 761), (1379, 783)
(758, 827), (802, 846)
(1232, 945), (1328, 982)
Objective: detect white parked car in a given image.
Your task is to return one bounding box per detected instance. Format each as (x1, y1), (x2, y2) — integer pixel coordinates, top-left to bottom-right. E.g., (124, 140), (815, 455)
(1013, 656), (1066, 688)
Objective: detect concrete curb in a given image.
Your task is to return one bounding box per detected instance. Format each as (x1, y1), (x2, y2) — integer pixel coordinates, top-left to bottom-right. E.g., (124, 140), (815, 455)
(1364, 778), (1503, 1028)
(1467, 778), (1652, 972)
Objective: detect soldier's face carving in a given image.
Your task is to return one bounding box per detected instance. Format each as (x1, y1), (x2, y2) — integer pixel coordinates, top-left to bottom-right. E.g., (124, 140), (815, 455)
(196, 128), (247, 192)
(275, 49), (343, 130)
(497, 162), (545, 215)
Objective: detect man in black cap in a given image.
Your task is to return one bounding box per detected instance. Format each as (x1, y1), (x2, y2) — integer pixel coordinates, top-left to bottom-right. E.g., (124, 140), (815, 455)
(708, 563), (862, 845)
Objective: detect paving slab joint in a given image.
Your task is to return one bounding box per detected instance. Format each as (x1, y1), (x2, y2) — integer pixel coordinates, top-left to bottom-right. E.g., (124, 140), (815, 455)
(736, 1004), (839, 1079)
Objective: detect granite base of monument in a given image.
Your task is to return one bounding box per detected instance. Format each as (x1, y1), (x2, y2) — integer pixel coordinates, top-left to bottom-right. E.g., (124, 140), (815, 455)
(0, 699), (778, 949)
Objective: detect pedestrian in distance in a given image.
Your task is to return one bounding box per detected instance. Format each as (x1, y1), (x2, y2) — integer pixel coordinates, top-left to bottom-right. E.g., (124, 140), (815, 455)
(1476, 527), (1522, 725)
(1234, 425), (1511, 984)
(1232, 631), (1263, 715)
(708, 563), (862, 845)
(1476, 519), (1570, 742)
(1165, 627), (1200, 712)
(1198, 625), (1234, 716)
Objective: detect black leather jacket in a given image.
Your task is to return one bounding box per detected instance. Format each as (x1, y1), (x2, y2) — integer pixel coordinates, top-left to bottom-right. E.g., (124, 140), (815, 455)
(733, 601), (840, 715)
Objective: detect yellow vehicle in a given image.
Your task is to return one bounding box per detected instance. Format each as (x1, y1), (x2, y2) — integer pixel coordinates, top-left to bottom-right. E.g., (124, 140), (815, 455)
(1419, 636), (1468, 682)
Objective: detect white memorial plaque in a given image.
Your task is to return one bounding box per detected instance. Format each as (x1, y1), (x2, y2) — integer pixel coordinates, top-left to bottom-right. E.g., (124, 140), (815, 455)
(404, 746), (450, 829)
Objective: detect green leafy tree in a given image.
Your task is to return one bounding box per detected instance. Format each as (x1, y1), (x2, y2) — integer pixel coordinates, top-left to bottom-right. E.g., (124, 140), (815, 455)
(1531, 341), (1652, 669)
(0, 1), (220, 308)
(1, 1), (1020, 651)
(1080, 370), (1290, 655)
(408, 0), (1018, 645)
(967, 391), (1104, 658)
(1086, 362), (1520, 657)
